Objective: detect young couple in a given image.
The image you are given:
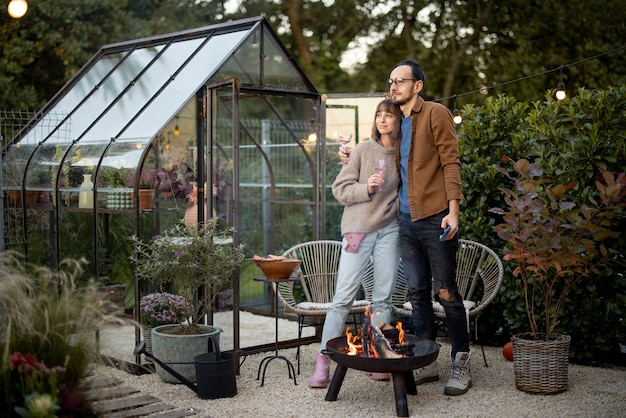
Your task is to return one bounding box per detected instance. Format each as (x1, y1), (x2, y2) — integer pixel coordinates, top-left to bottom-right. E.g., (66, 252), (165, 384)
(309, 59), (471, 397)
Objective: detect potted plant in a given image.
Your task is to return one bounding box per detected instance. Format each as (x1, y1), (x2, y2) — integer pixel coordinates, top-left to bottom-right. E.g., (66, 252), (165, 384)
(489, 157), (625, 394)
(156, 163), (194, 200)
(134, 168), (156, 211)
(29, 166), (52, 203)
(129, 219), (245, 383)
(139, 292), (188, 354)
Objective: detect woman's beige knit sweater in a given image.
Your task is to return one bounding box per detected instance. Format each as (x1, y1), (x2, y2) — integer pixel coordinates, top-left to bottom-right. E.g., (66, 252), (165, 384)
(332, 139), (399, 234)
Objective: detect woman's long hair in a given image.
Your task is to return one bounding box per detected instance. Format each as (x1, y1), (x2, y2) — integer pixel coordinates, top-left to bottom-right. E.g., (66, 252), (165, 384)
(371, 99), (402, 141)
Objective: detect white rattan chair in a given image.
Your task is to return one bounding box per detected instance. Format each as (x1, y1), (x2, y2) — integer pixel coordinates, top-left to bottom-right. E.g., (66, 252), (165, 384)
(275, 240), (371, 373)
(392, 239), (504, 366)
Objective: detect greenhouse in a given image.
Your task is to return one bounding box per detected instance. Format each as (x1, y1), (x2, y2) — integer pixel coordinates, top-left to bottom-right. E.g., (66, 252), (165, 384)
(1, 16), (385, 361)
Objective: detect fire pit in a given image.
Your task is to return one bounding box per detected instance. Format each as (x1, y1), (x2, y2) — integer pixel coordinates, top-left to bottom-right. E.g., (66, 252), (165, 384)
(323, 333), (440, 417)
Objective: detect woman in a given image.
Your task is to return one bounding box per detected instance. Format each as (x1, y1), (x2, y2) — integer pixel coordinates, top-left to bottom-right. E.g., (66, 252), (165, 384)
(308, 99), (402, 388)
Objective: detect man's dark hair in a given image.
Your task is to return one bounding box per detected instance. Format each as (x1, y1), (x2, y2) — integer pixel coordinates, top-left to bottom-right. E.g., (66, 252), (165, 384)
(390, 59), (426, 85)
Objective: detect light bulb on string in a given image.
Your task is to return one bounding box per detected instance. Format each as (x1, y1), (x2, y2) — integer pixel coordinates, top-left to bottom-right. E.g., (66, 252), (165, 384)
(173, 116), (180, 136)
(8, 0), (28, 18)
(555, 82), (566, 100)
(453, 109), (463, 125)
(452, 94), (463, 125)
(555, 65), (566, 100)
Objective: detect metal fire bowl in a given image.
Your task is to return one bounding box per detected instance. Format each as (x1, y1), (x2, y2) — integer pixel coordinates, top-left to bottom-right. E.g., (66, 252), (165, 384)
(323, 334), (440, 374)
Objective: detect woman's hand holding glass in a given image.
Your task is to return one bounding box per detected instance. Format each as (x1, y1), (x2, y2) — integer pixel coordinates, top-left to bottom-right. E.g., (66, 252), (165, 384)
(337, 134), (353, 165)
(373, 159), (387, 192)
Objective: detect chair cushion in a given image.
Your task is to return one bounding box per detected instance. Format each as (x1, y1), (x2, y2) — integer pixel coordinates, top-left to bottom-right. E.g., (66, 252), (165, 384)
(402, 300), (476, 312)
(297, 299), (370, 311)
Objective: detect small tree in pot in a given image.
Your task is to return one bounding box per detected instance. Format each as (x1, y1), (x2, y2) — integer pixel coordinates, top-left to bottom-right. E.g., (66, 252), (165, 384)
(130, 220), (245, 383)
(130, 219), (245, 334)
(489, 157), (625, 393)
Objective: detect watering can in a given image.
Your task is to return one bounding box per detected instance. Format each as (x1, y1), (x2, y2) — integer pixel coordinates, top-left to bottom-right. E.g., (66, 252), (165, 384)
(134, 334), (237, 399)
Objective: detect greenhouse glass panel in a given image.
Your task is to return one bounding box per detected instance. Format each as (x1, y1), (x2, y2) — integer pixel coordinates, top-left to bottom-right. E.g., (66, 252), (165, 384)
(261, 26), (313, 91)
(212, 25), (312, 92)
(121, 30), (247, 140)
(58, 48), (166, 145)
(218, 93), (319, 256)
(18, 54), (127, 146)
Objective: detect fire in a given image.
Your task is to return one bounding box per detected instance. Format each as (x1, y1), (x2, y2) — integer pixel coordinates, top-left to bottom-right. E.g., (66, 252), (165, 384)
(345, 328), (361, 356)
(396, 321), (405, 342)
(344, 321), (406, 358)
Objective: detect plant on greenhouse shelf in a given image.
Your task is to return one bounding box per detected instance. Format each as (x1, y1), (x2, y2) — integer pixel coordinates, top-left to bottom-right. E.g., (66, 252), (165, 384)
(140, 292), (191, 326)
(156, 163), (194, 199)
(138, 168), (157, 189)
(130, 220), (245, 335)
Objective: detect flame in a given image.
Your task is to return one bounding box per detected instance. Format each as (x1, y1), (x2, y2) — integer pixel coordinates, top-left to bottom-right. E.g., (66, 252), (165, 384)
(344, 321), (406, 358)
(396, 322), (405, 343)
(345, 328), (361, 356)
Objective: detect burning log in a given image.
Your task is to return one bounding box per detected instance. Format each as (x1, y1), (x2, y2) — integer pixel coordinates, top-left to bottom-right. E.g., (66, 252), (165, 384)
(380, 322), (399, 341)
(361, 312), (372, 357)
(380, 322), (411, 356)
(372, 326), (403, 359)
(345, 318), (412, 358)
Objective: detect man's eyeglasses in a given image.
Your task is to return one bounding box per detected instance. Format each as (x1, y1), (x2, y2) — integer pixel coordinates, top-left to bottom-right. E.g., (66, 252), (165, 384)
(388, 77), (417, 86)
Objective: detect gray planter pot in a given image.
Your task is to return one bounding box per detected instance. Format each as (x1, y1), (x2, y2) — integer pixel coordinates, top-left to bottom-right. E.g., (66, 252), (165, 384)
(151, 324), (222, 384)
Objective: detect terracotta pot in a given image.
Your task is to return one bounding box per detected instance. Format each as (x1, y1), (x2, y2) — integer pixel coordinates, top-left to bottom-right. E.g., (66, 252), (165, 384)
(37, 191), (51, 203)
(9, 190), (40, 205)
(132, 189), (154, 211)
(184, 203), (209, 227)
(8, 190), (21, 204)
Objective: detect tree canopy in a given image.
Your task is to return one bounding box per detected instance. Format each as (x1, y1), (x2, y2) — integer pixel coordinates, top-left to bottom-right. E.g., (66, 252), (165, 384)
(1, 0), (625, 113)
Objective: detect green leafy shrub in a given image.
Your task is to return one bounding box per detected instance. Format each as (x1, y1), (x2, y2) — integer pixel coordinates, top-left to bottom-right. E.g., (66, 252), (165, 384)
(457, 87), (626, 361)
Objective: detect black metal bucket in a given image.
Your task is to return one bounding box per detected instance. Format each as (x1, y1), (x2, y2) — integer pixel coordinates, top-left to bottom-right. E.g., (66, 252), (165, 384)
(194, 335), (237, 399)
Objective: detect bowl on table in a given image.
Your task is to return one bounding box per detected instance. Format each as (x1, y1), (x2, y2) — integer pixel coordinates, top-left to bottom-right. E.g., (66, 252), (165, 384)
(253, 258), (301, 280)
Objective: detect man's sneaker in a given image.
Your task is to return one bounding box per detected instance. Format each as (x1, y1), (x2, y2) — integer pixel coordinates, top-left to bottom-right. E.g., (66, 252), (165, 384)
(444, 351), (472, 396)
(308, 353), (331, 388)
(413, 360), (439, 385)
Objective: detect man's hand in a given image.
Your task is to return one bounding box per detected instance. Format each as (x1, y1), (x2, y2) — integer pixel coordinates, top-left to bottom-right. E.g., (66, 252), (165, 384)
(440, 200), (460, 241)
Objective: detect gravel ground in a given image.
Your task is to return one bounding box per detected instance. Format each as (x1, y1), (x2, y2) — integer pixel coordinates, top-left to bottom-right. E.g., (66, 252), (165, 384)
(91, 312), (626, 418)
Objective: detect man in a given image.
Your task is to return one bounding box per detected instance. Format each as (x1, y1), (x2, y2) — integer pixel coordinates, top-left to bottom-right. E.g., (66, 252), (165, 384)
(340, 59), (471, 396)
(389, 59), (470, 396)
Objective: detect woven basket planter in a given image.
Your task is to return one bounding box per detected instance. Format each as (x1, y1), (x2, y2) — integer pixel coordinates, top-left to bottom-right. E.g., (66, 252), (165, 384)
(512, 333), (571, 394)
(142, 325), (154, 355)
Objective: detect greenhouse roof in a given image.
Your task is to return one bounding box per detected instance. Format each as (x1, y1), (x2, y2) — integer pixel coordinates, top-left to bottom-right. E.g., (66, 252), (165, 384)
(11, 16), (317, 150)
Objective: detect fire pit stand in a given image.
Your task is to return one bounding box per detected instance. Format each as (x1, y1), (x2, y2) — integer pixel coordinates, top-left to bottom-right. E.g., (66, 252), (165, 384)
(325, 365), (417, 417)
(322, 334), (440, 417)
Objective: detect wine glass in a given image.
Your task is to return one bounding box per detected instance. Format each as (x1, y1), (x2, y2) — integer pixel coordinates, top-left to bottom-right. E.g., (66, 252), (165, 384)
(373, 159), (387, 191)
(337, 133), (353, 165)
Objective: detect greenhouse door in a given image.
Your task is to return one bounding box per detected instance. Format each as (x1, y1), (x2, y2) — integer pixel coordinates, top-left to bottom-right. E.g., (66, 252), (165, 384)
(204, 79), (242, 353)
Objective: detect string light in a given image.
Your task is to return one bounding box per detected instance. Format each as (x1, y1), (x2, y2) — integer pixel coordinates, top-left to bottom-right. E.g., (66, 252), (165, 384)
(437, 45), (626, 104)
(8, 0), (28, 18)
(555, 66), (566, 100)
(173, 116), (180, 136)
(452, 94), (463, 125)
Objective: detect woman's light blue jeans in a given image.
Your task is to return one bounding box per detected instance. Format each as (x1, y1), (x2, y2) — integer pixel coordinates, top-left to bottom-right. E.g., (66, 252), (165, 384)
(320, 219), (399, 351)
